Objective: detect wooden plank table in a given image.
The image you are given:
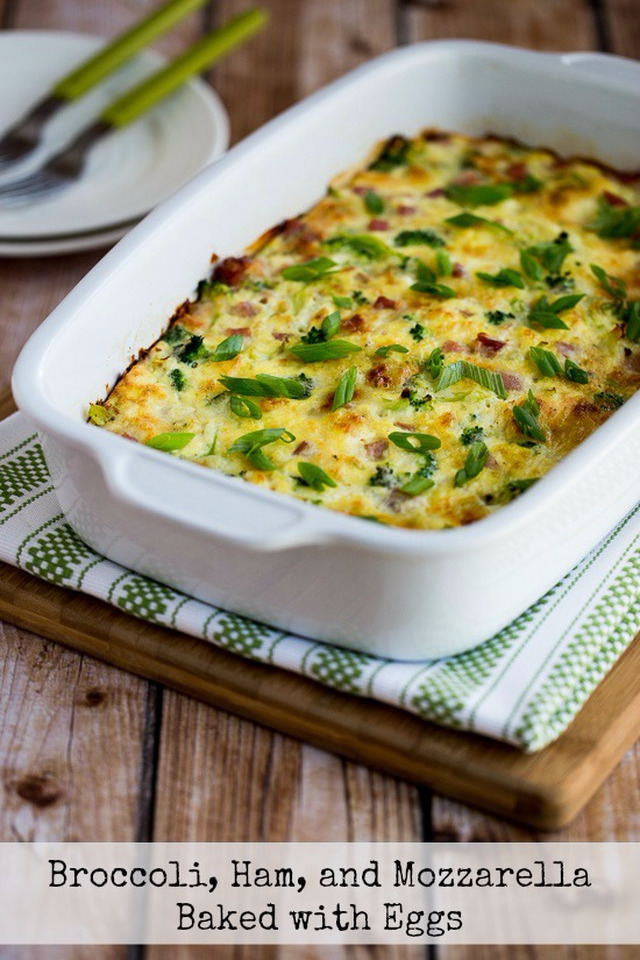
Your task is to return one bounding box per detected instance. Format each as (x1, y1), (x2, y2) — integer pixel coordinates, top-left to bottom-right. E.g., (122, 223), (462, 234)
(0, 2), (638, 958)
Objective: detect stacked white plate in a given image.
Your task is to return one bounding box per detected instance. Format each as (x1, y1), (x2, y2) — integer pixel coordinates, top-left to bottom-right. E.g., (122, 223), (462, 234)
(0, 31), (229, 256)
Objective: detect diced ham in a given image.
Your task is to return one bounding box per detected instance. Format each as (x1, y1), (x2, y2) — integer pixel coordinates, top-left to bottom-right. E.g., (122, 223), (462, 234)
(229, 301), (258, 317)
(452, 262), (466, 278)
(368, 219), (389, 231)
(423, 130), (452, 143)
(485, 453), (500, 470)
(397, 204), (417, 215)
(225, 327), (251, 337)
(501, 371), (523, 390)
(452, 170), (482, 185)
(426, 187), (445, 198)
(272, 331), (291, 341)
(294, 441), (316, 456)
(556, 341), (576, 356)
(282, 216), (321, 241)
(352, 185), (369, 196)
(394, 421), (414, 431)
(211, 256), (251, 288)
(364, 439), (389, 460)
(475, 332), (506, 356)
(442, 340), (465, 353)
(342, 313), (365, 333)
(507, 162), (528, 182)
(602, 190), (627, 208)
(373, 296), (397, 310)
(367, 364), (393, 388)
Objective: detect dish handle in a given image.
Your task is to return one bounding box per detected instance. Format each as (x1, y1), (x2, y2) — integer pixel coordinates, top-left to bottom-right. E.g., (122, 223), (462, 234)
(101, 447), (341, 553)
(559, 52), (640, 86)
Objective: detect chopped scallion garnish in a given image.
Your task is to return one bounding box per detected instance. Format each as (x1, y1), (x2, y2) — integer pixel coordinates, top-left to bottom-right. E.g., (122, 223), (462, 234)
(476, 268), (524, 289)
(332, 365), (358, 411)
(288, 340), (362, 362)
(454, 441), (489, 487)
(146, 431), (194, 451)
(388, 431), (441, 455)
(228, 427), (296, 471)
(211, 334), (244, 362)
(437, 360), (507, 399)
(297, 462), (337, 491)
(219, 374), (309, 399)
(282, 256), (338, 282)
(375, 343), (409, 357)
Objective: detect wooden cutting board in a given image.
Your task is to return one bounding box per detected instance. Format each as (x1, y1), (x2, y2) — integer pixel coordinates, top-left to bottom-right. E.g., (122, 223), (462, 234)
(1, 391), (639, 830)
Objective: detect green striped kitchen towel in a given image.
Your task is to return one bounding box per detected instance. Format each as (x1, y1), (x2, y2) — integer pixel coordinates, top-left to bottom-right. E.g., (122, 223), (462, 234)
(1, 412), (638, 752)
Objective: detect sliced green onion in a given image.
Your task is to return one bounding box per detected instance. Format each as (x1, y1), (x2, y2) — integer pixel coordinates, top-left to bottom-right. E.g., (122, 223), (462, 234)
(623, 301), (640, 341)
(364, 190), (384, 215)
(219, 374), (309, 399)
(512, 391), (545, 443)
(394, 229), (445, 248)
(230, 394), (262, 419)
(388, 431), (441, 455)
(476, 268), (524, 289)
(425, 346), (444, 379)
(332, 294), (353, 309)
(564, 358), (589, 384)
(520, 248), (545, 281)
(400, 473), (435, 496)
(375, 343), (409, 357)
(88, 403), (112, 426)
(437, 360), (507, 399)
(297, 461), (337, 491)
(590, 264), (627, 301)
(445, 211), (512, 234)
(410, 280), (456, 299)
(529, 345), (563, 377)
(588, 196), (640, 239)
(445, 182), (513, 207)
(325, 233), (393, 260)
(146, 431), (194, 451)
(435, 249), (453, 276)
(332, 365), (358, 411)
(228, 427), (296, 471)
(322, 310), (341, 339)
(454, 441), (489, 487)
(288, 340), (361, 362)
(528, 293), (584, 329)
(211, 334), (244, 362)
(282, 256), (338, 282)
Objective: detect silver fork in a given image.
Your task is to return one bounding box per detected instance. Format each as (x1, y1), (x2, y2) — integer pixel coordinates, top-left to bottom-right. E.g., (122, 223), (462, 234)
(0, 121), (113, 205)
(0, 96), (65, 171)
(0, 9), (265, 206)
(0, 0), (208, 169)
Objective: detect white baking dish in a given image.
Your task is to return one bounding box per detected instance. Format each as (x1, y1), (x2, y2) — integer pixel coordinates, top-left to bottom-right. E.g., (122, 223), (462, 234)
(12, 41), (640, 660)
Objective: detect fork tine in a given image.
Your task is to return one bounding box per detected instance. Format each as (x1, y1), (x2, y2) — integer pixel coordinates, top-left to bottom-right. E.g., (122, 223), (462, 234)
(0, 173), (66, 204)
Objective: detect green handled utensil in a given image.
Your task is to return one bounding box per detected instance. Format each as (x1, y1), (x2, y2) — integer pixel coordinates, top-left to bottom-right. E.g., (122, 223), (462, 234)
(0, 0), (209, 168)
(0, 9), (268, 207)
(102, 7), (266, 127)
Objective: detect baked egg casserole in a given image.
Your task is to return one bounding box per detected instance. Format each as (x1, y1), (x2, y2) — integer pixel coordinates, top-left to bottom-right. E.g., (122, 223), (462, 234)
(91, 131), (640, 529)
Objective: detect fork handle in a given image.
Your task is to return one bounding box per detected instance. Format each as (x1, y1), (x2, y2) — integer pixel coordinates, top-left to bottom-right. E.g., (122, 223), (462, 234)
(52, 0), (208, 101)
(100, 8), (266, 129)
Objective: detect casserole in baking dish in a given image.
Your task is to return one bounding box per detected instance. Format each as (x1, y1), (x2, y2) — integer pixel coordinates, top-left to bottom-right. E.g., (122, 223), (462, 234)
(12, 42), (640, 659)
(93, 129), (639, 530)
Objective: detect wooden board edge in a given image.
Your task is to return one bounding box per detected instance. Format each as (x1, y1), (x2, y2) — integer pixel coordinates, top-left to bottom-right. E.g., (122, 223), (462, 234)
(1, 562), (639, 830)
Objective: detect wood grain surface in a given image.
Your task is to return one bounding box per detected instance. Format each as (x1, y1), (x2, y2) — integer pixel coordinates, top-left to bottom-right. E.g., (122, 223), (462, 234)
(0, 1), (638, 959)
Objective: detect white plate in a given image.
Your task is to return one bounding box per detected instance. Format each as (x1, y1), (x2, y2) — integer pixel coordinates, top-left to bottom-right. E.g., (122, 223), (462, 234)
(0, 30), (229, 249)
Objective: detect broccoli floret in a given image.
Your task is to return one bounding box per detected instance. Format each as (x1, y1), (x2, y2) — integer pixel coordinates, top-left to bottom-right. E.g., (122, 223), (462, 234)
(169, 369), (187, 391)
(461, 425), (484, 446)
